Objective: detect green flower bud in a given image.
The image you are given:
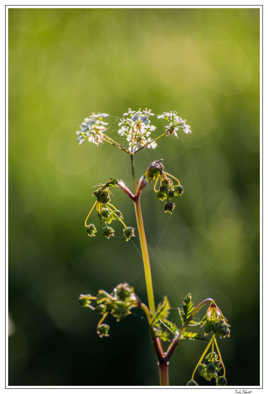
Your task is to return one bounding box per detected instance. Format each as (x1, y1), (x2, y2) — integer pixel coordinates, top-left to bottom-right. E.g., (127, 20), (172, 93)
(174, 184), (184, 197)
(214, 321), (231, 338)
(217, 376), (227, 385)
(160, 179), (170, 193)
(100, 207), (110, 219)
(79, 294), (95, 310)
(207, 362), (217, 375)
(86, 223), (97, 238)
(111, 300), (130, 321)
(145, 160), (164, 182)
(115, 210), (123, 219)
(97, 323), (110, 338)
(94, 188), (111, 203)
(103, 225), (115, 239)
(106, 178), (118, 187)
(197, 363), (207, 377)
(114, 283), (134, 301)
(156, 191), (167, 201)
(123, 226), (135, 242)
(164, 201), (176, 214)
(97, 289), (112, 303)
(186, 379), (198, 386)
(206, 352), (218, 363)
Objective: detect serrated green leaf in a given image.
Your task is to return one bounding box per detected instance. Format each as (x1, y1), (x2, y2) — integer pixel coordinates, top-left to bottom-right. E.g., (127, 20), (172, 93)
(152, 296), (170, 324)
(188, 320), (201, 327)
(181, 293), (194, 324)
(181, 331), (207, 341)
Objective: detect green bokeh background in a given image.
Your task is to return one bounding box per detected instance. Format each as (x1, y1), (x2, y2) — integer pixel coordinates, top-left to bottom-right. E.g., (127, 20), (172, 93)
(9, 8), (260, 386)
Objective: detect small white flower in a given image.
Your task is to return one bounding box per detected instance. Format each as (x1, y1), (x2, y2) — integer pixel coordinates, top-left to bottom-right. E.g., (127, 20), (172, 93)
(118, 108), (157, 153)
(157, 111), (192, 136)
(76, 113), (109, 145)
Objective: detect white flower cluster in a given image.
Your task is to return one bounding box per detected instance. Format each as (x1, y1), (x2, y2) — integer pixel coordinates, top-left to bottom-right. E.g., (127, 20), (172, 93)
(76, 113), (109, 145)
(157, 112), (191, 137)
(118, 108), (157, 153)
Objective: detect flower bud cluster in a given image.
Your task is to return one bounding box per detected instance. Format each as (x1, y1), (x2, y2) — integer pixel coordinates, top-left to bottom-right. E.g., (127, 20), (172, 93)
(144, 160), (184, 214)
(79, 283), (138, 338)
(76, 113), (109, 145)
(197, 352), (227, 385)
(201, 304), (231, 338)
(85, 179), (135, 242)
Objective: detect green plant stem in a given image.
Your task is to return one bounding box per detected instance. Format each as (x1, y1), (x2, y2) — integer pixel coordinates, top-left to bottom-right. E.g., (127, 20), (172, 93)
(130, 156), (168, 385)
(134, 196), (156, 314)
(130, 154), (137, 191)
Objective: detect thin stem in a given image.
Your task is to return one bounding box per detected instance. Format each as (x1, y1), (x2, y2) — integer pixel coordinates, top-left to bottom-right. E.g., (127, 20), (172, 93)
(135, 131), (167, 154)
(154, 131), (167, 142)
(130, 154), (137, 192)
(164, 171), (181, 185)
(191, 336), (213, 380)
(134, 196), (156, 313)
(103, 135), (129, 154)
(213, 335), (226, 377)
(153, 174), (160, 192)
(97, 312), (109, 327)
(107, 203), (128, 229)
(166, 330), (183, 361)
(84, 200), (97, 227)
(140, 302), (152, 325)
(191, 298), (216, 317)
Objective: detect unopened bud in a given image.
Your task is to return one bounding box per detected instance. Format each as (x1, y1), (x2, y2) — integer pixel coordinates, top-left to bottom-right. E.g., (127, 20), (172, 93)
(123, 226), (135, 242)
(94, 188), (111, 203)
(174, 184), (184, 197)
(97, 323), (110, 338)
(156, 191), (167, 201)
(145, 160), (164, 182)
(164, 201), (176, 214)
(86, 223), (97, 238)
(103, 225), (115, 239)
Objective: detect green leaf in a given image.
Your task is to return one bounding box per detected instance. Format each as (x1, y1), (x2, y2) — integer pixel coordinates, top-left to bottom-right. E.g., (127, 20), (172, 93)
(181, 331), (207, 341)
(181, 293), (194, 324)
(152, 296), (170, 324)
(154, 328), (170, 342)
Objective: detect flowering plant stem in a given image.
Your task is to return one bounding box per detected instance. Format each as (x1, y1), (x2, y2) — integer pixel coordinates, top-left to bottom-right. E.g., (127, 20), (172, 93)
(134, 197), (156, 314)
(77, 109), (230, 386)
(130, 156), (170, 385)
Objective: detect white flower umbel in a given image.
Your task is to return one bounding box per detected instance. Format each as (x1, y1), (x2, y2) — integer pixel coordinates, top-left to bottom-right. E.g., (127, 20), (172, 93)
(76, 113), (109, 145)
(118, 108), (157, 153)
(157, 111), (192, 137)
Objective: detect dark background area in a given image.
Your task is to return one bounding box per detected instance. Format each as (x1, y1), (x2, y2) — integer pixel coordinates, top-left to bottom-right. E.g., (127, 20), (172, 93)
(9, 8), (260, 386)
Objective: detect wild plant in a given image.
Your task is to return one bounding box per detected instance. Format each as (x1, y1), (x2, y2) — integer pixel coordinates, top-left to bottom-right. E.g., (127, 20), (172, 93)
(76, 109), (230, 385)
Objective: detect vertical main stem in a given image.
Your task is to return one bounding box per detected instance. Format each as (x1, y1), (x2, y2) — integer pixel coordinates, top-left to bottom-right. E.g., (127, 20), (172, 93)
(130, 155), (168, 385)
(134, 196), (156, 314)
(159, 362), (169, 386)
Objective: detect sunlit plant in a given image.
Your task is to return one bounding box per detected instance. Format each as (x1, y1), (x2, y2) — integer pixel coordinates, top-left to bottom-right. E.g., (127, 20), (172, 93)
(76, 109), (230, 385)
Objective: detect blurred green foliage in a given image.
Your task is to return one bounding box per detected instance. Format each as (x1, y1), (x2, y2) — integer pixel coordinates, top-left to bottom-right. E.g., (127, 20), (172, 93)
(9, 7), (260, 386)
